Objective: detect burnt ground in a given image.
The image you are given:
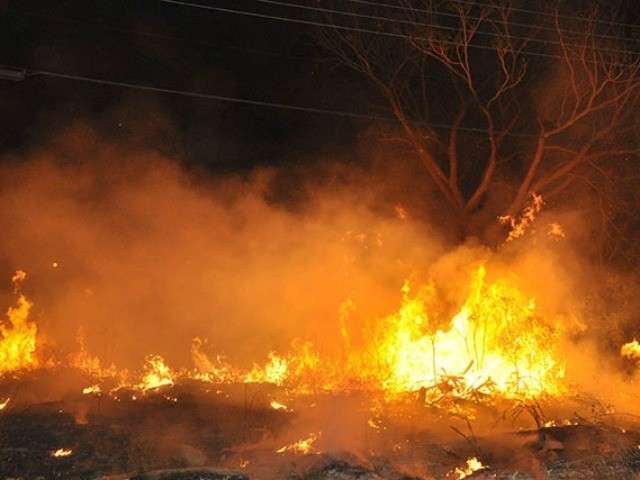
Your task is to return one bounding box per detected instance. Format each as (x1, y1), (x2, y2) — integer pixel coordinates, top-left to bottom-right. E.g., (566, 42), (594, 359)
(2, 372), (640, 479)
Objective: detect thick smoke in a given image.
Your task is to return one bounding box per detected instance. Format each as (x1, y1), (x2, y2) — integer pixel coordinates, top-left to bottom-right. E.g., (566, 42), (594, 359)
(0, 120), (639, 415)
(0, 122), (445, 370)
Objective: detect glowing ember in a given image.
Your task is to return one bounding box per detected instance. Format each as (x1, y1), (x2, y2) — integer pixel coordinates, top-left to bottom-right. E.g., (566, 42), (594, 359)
(51, 448), (73, 457)
(82, 385), (101, 395)
(453, 457), (486, 479)
(499, 193), (544, 242)
(0, 273), (38, 374)
(621, 340), (640, 361)
(0, 397), (10, 410)
(138, 355), (174, 391)
(547, 223), (566, 239)
(270, 400), (289, 411)
(11, 270), (26, 286)
(276, 432), (320, 455)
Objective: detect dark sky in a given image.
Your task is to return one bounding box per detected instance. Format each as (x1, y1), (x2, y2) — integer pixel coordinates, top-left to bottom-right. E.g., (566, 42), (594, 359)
(2, 1), (640, 172)
(0, 0), (375, 171)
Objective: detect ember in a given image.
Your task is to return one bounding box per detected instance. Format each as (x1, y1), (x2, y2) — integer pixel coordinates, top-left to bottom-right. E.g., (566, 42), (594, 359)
(51, 448), (73, 458)
(276, 432), (320, 455)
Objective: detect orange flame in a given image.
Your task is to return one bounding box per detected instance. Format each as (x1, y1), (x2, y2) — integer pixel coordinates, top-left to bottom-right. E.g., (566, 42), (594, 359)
(0, 273), (38, 374)
(138, 355), (175, 391)
(276, 432), (320, 455)
(51, 448), (73, 457)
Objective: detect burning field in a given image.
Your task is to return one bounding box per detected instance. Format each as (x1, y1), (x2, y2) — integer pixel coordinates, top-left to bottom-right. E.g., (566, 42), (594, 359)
(1, 135), (640, 480)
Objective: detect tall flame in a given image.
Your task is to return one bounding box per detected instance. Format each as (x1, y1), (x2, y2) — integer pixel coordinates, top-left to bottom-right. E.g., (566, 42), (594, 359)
(368, 265), (565, 398)
(0, 276), (38, 374)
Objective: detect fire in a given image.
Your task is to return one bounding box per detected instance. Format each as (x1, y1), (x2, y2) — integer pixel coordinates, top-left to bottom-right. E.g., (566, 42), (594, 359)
(499, 193), (544, 242)
(138, 355), (175, 391)
(270, 400), (289, 411)
(0, 274), (38, 374)
(621, 340), (640, 361)
(0, 397), (9, 410)
(276, 432), (320, 455)
(70, 326), (120, 380)
(190, 337), (240, 383)
(367, 265), (565, 399)
(453, 457), (486, 479)
(82, 384), (101, 395)
(245, 352), (289, 386)
(0, 263), (568, 405)
(51, 448), (73, 457)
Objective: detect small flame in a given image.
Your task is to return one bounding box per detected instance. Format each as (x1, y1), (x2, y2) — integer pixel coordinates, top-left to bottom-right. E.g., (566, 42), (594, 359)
(270, 400), (289, 411)
(453, 457), (486, 479)
(245, 352), (289, 385)
(138, 355), (175, 391)
(0, 397), (10, 410)
(276, 432), (320, 455)
(82, 385), (101, 395)
(499, 193), (544, 242)
(621, 340), (640, 361)
(51, 448), (73, 457)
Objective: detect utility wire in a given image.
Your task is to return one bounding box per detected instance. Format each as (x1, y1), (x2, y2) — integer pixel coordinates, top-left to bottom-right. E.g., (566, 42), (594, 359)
(252, 0), (640, 57)
(5, 65), (543, 137)
(340, 0), (640, 44)
(2, 65), (635, 146)
(158, 0), (637, 66)
(341, 0), (640, 31)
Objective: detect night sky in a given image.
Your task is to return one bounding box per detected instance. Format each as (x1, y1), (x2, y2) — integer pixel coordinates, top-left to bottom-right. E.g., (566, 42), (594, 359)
(0, 0), (383, 171)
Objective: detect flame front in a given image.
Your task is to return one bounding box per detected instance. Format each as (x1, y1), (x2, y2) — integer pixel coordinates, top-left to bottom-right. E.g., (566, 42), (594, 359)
(0, 264), (568, 403)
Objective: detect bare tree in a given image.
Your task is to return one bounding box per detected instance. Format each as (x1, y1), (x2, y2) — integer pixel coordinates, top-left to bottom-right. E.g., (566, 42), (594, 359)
(317, 1), (640, 241)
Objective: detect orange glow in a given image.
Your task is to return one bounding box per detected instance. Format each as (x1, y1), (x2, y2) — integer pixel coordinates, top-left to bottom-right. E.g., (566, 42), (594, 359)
(0, 397), (9, 410)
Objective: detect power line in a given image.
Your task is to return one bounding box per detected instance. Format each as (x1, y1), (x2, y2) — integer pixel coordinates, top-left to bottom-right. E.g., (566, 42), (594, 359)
(341, 0), (640, 31)
(157, 0), (555, 61)
(252, 0), (640, 57)
(2, 64), (635, 146)
(158, 0), (636, 66)
(340, 0), (640, 44)
(3, 65), (543, 137)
